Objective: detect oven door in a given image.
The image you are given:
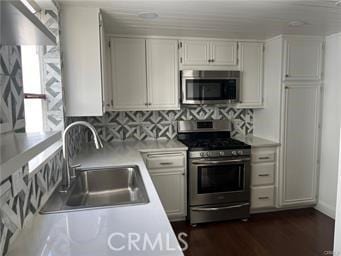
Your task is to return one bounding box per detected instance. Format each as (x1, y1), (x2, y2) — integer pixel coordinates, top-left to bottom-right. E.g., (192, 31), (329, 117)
(182, 78), (240, 104)
(189, 157), (250, 206)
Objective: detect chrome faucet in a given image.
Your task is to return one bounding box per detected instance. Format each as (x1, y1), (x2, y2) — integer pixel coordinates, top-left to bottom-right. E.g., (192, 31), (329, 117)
(61, 121), (103, 191)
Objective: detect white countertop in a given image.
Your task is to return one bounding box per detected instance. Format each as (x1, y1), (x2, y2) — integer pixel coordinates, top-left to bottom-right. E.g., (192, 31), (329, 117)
(0, 131), (61, 180)
(234, 135), (280, 147)
(7, 140), (187, 256)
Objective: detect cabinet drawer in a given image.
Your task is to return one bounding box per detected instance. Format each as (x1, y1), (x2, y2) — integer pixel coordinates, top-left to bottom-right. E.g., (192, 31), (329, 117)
(252, 151), (275, 163)
(145, 153), (185, 170)
(251, 186), (275, 209)
(251, 163), (275, 186)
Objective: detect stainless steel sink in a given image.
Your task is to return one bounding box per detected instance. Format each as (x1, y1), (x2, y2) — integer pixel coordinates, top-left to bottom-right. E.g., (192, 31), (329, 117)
(40, 165), (149, 214)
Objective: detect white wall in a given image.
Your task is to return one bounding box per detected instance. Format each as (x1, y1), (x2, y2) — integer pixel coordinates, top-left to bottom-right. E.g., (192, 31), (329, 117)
(334, 131), (341, 253)
(316, 33), (341, 219)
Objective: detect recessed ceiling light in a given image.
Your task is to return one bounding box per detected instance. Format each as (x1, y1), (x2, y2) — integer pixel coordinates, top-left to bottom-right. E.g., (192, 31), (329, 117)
(288, 20), (306, 27)
(138, 12), (159, 20)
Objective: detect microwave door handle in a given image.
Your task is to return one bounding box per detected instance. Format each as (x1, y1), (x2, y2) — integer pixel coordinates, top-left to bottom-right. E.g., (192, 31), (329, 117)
(192, 158), (250, 165)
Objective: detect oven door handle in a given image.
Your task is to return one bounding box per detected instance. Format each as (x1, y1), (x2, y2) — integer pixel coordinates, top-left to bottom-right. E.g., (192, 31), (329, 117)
(191, 203), (250, 212)
(192, 158), (250, 165)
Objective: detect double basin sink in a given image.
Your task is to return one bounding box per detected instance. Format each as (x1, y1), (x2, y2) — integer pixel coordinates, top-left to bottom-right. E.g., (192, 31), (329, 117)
(40, 165), (149, 214)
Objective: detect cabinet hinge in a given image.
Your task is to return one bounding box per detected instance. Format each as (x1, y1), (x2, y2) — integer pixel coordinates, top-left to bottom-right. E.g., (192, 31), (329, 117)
(179, 42), (182, 49)
(108, 40), (111, 48)
(237, 43), (239, 50)
(180, 57), (183, 63)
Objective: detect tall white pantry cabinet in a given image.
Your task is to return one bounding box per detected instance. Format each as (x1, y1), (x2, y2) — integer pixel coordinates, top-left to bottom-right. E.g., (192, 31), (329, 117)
(253, 35), (324, 209)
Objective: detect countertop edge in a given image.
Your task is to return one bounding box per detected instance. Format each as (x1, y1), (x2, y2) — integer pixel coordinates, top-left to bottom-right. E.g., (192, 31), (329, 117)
(234, 135), (280, 148)
(1, 131), (61, 180)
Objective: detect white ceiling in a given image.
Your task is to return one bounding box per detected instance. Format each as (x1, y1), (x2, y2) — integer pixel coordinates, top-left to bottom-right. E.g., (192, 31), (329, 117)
(61, 0), (341, 39)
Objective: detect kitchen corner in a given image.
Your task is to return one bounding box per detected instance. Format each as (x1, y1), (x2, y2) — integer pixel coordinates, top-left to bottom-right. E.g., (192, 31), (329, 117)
(7, 140), (187, 256)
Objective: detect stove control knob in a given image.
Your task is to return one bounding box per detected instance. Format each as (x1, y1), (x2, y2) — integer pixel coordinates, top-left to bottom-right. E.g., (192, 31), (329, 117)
(232, 151), (238, 156)
(205, 152), (210, 157)
(200, 152), (205, 157)
(238, 150), (244, 155)
(220, 151), (225, 156)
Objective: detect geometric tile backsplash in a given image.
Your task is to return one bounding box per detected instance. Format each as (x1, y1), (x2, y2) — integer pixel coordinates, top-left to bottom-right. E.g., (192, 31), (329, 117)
(0, 45), (25, 134)
(0, 150), (63, 256)
(82, 106), (253, 142)
(40, 9), (64, 132)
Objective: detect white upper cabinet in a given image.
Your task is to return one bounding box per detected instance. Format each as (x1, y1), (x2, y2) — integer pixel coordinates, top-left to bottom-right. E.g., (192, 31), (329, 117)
(146, 39), (179, 110)
(179, 39), (237, 69)
(111, 38), (147, 110)
(283, 36), (323, 81)
(181, 40), (210, 65)
(237, 42), (264, 108)
(61, 7), (105, 116)
(210, 41), (238, 65)
(100, 17), (113, 112)
(111, 37), (179, 111)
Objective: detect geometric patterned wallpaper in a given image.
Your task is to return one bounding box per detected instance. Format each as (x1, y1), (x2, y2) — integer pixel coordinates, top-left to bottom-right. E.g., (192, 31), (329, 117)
(0, 150), (63, 256)
(82, 106), (253, 142)
(0, 45), (25, 134)
(40, 9), (64, 132)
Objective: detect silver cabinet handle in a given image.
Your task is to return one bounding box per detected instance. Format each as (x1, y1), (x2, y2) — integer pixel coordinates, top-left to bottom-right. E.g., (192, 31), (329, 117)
(159, 162), (173, 166)
(258, 196), (269, 200)
(192, 203), (249, 212)
(258, 174), (270, 177)
(211, 59), (215, 62)
(144, 103), (148, 106)
(285, 74), (289, 77)
(258, 156), (270, 160)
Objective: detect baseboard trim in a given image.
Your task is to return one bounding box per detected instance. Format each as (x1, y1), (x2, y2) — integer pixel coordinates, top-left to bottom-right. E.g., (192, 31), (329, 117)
(315, 201), (336, 219)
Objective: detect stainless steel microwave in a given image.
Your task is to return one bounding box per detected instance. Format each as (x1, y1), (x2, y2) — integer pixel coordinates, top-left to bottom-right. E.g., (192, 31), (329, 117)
(181, 70), (240, 105)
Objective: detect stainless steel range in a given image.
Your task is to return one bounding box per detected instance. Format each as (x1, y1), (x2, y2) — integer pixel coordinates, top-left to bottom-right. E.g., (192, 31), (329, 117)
(177, 120), (251, 225)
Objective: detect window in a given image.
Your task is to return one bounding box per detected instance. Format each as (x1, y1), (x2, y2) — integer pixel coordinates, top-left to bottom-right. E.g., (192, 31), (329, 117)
(21, 45), (46, 132)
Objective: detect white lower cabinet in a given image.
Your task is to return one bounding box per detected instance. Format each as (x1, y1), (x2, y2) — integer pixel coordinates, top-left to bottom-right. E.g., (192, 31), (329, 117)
(150, 171), (185, 218)
(250, 146), (277, 211)
(279, 84), (321, 207)
(142, 151), (187, 220)
(251, 186), (275, 209)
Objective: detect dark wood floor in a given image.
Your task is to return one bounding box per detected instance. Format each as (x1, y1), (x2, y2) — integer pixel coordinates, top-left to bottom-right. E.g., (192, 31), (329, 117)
(171, 208), (334, 256)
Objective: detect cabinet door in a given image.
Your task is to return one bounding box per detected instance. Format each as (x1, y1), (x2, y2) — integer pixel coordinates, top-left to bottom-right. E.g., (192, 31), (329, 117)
(284, 38), (323, 81)
(62, 7), (103, 116)
(146, 39), (179, 110)
(99, 14), (112, 112)
(238, 42), (264, 108)
(111, 38), (147, 110)
(280, 84), (320, 206)
(210, 41), (237, 66)
(181, 40), (210, 65)
(151, 171), (186, 218)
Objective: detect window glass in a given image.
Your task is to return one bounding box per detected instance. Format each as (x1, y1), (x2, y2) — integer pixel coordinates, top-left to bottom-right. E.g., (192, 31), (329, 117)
(21, 46), (44, 132)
